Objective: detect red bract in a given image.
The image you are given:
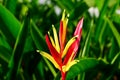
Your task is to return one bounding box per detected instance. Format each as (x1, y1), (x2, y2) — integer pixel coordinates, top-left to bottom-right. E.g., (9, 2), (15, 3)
(38, 10), (83, 80)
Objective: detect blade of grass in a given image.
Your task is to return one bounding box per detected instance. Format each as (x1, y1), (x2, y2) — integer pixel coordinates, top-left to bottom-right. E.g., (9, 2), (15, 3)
(81, 20), (93, 57)
(95, 0), (109, 41)
(7, 16), (29, 80)
(0, 46), (11, 63)
(107, 38), (119, 62)
(0, 31), (12, 63)
(104, 16), (120, 47)
(98, 19), (107, 45)
(77, 72), (85, 80)
(0, 30), (12, 51)
(43, 58), (57, 77)
(111, 51), (120, 64)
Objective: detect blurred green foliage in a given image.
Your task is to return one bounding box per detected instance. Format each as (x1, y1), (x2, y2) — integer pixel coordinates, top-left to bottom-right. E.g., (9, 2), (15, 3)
(0, 0), (120, 80)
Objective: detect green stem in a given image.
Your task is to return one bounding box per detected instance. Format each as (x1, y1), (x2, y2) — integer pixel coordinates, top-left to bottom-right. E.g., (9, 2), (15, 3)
(43, 58), (57, 77)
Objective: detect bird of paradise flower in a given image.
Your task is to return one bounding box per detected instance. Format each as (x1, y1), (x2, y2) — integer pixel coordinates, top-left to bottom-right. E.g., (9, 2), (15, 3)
(37, 10), (83, 80)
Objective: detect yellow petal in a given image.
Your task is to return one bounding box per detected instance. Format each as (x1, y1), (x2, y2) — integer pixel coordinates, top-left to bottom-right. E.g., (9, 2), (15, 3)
(61, 14), (69, 45)
(38, 50), (61, 70)
(48, 31), (56, 48)
(63, 17), (68, 28)
(61, 10), (69, 21)
(62, 36), (77, 58)
(62, 60), (79, 72)
(61, 10), (65, 21)
(52, 25), (60, 53)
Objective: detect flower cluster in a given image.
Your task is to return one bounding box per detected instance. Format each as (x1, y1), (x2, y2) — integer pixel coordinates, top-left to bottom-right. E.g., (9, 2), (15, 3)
(38, 10), (83, 80)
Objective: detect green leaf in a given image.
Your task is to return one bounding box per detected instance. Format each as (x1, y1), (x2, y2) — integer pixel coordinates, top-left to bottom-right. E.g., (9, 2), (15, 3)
(30, 20), (47, 51)
(98, 19), (107, 45)
(95, 0), (109, 41)
(81, 20), (93, 57)
(107, 38), (119, 63)
(95, 0), (105, 10)
(104, 16), (120, 47)
(53, 0), (73, 12)
(0, 4), (21, 47)
(30, 20), (56, 76)
(30, 20), (57, 77)
(69, 1), (89, 20)
(54, 71), (61, 80)
(0, 31), (11, 63)
(84, 0), (95, 7)
(6, 0), (18, 14)
(37, 60), (45, 79)
(0, 31), (11, 51)
(23, 36), (34, 53)
(0, 46), (11, 63)
(66, 58), (99, 80)
(7, 16), (29, 80)
(111, 51), (120, 64)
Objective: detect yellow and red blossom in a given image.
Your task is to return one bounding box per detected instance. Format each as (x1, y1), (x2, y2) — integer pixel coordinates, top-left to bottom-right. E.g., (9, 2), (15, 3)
(38, 10), (83, 80)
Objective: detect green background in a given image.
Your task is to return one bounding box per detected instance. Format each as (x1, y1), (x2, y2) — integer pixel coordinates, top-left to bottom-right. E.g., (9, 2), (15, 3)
(0, 0), (120, 80)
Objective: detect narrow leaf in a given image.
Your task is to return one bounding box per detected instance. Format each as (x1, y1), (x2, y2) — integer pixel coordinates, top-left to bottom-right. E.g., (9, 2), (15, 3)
(105, 16), (120, 47)
(95, 0), (109, 41)
(0, 46), (11, 63)
(30, 20), (47, 51)
(0, 4), (20, 38)
(7, 16), (29, 80)
(81, 20), (93, 57)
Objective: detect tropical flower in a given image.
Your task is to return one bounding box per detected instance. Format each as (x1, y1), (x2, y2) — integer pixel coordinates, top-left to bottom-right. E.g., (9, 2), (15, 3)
(37, 10), (83, 80)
